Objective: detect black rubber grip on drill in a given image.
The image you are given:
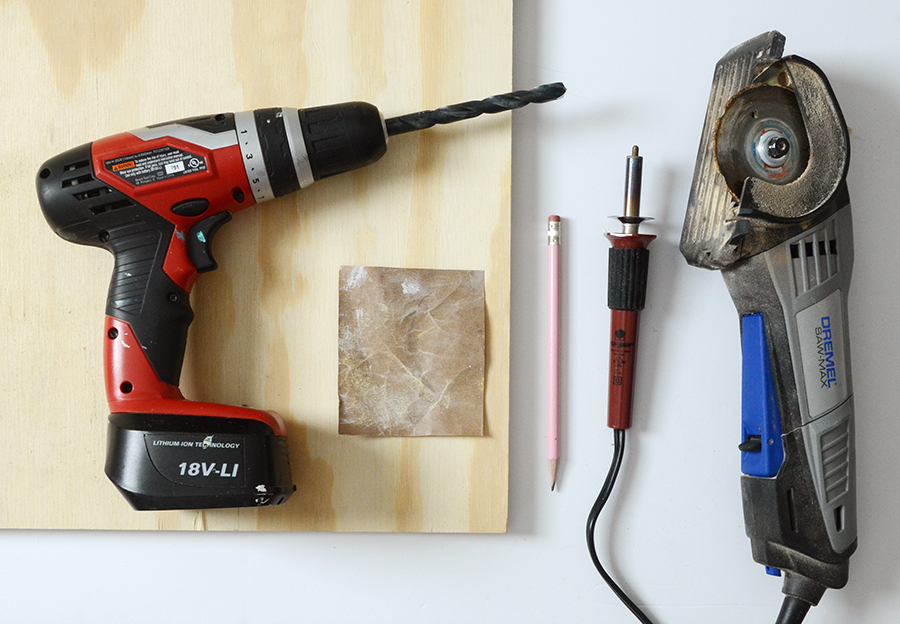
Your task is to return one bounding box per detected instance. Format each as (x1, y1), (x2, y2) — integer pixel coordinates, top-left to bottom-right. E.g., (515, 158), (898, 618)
(608, 247), (650, 311)
(104, 212), (194, 386)
(254, 108), (300, 198)
(298, 102), (387, 180)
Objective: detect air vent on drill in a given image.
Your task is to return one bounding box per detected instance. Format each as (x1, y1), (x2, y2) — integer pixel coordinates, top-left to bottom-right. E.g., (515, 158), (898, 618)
(38, 143), (141, 246)
(62, 173), (94, 188)
(63, 159), (90, 172)
(789, 217), (839, 295)
(62, 160), (135, 215)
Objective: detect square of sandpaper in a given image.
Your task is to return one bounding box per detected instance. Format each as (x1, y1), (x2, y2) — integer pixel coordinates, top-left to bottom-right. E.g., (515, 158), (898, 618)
(338, 266), (485, 436)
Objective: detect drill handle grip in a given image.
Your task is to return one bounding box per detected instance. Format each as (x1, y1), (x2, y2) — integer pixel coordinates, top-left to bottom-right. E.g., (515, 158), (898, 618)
(100, 208), (289, 436)
(37, 142), (196, 389)
(104, 208), (194, 389)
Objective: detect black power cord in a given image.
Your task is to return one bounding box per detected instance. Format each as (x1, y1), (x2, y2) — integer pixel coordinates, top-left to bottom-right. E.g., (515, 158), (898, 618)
(585, 430), (817, 624)
(776, 596), (812, 624)
(585, 429), (655, 624)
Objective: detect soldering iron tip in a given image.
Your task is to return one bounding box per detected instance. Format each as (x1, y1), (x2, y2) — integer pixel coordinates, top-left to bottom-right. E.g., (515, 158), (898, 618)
(631, 145), (640, 158)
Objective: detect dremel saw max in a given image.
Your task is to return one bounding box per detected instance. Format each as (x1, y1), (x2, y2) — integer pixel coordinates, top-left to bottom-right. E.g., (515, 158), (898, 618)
(681, 32), (856, 624)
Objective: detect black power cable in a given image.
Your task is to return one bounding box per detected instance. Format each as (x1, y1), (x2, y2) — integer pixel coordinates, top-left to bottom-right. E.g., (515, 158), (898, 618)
(776, 596), (812, 624)
(585, 429), (654, 624)
(585, 430), (816, 624)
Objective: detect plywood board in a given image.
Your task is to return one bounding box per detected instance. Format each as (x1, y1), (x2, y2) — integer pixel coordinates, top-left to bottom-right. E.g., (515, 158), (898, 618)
(0, 0), (511, 532)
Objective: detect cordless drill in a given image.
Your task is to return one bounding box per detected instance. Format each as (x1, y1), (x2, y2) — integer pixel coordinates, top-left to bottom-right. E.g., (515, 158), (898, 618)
(36, 83), (565, 511)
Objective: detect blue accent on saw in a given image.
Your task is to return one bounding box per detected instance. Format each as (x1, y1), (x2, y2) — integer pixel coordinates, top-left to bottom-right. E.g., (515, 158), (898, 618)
(740, 313), (785, 478)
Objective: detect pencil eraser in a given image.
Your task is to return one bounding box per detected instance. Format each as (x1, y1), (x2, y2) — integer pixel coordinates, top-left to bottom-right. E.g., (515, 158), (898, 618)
(548, 215), (560, 222)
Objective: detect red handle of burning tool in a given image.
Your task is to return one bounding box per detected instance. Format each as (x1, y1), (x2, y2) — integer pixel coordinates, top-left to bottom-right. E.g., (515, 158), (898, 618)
(605, 231), (655, 430)
(607, 309), (640, 430)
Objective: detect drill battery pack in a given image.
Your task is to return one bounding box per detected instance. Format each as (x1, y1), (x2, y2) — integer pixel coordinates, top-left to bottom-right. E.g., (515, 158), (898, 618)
(105, 413), (294, 510)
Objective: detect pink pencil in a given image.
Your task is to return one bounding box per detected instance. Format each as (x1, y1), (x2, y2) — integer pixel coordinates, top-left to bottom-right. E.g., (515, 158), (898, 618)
(548, 215), (561, 490)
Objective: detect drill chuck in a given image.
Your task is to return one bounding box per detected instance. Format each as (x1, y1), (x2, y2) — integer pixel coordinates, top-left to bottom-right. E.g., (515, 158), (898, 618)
(297, 102), (388, 180)
(235, 103), (388, 204)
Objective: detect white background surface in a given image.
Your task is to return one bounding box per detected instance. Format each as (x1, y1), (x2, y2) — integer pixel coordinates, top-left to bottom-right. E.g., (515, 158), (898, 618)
(3, 2), (900, 623)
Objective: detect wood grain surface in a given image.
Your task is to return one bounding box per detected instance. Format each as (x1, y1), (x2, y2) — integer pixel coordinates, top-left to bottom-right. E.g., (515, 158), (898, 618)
(0, 0), (511, 532)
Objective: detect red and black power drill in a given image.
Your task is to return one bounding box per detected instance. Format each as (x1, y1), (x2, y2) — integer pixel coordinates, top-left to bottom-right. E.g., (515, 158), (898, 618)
(36, 84), (565, 511)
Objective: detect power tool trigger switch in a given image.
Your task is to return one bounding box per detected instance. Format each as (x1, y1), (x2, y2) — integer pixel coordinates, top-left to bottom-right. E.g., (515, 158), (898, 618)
(188, 211), (232, 273)
(740, 313), (785, 477)
(739, 435), (762, 453)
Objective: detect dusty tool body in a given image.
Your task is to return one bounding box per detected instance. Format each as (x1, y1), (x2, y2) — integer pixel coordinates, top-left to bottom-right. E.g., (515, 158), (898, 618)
(682, 32), (855, 623)
(36, 83), (565, 511)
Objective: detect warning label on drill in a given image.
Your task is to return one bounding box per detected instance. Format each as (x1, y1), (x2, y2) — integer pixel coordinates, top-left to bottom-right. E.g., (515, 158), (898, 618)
(104, 145), (207, 186)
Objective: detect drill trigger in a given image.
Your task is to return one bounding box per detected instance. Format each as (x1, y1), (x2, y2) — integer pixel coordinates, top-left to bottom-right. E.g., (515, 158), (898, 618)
(188, 211), (232, 273)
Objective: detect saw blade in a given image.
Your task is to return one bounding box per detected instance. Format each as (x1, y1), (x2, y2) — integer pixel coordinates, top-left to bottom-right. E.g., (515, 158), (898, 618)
(681, 33), (848, 269)
(715, 84), (810, 200)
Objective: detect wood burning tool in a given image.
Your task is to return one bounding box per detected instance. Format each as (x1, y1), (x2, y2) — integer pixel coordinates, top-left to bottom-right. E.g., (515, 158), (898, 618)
(681, 32), (856, 624)
(586, 146), (656, 622)
(35, 83), (565, 511)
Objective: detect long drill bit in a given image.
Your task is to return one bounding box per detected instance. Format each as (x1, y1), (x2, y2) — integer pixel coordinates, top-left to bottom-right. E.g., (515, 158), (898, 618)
(384, 82), (566, 136)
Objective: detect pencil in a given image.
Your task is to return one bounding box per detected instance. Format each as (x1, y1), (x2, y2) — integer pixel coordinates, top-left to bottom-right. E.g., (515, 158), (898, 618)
(548, 215), (561, 490)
